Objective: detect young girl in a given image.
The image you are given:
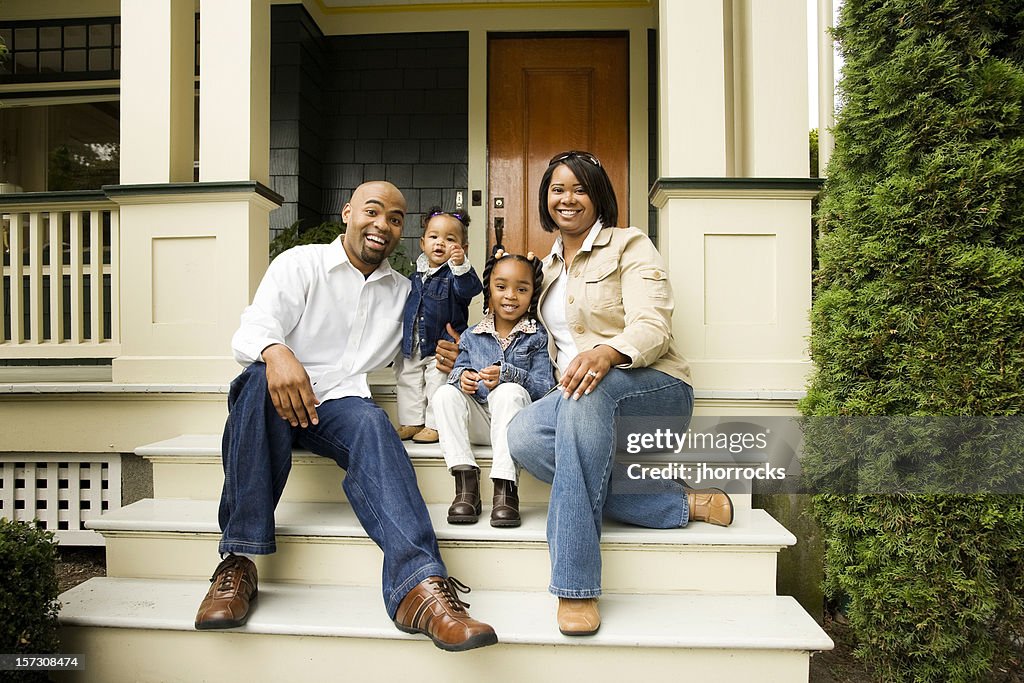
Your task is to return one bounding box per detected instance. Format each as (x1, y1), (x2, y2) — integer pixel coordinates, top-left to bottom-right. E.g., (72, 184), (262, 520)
(396, 207), (483, 443)
(432, 249), (555, 527)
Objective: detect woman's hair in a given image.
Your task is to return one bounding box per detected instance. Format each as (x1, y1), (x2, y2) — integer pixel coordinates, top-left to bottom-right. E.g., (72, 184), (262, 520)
(420, 206), (471, 243)
(537, 150), (619, 233)
(481, 245), (544, 316)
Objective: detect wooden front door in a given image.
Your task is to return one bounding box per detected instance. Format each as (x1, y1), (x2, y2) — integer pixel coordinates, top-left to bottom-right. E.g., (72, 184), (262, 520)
(488, 34), (629, 257)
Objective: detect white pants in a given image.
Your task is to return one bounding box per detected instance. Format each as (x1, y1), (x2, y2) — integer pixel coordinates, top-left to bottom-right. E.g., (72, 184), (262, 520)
(395, 349), (448, 428)
(433, 382), (531, 483)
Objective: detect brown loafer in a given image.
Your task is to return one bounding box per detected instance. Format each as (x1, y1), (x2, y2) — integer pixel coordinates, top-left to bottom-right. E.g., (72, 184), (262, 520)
(412, 427), (439, 443)
(397, 424), (424, 440)
(685, 485), (734, 526)
(490, 478), (521, 528)
(394, 576), (498, 651)
(194, 555), (258, 630)
(557, 597), (601, 636)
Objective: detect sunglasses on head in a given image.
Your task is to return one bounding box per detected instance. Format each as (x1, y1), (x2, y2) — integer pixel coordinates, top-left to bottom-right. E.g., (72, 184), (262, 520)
(548, 150), (602, 168)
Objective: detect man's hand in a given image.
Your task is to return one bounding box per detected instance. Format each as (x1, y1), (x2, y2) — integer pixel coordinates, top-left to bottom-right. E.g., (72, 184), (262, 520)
(434, 323), (462, 374)
(478, 364), (500, 390)
(459, 369), (480, 395)
(263, 343), (319, 427)
(450, 243), (466, 266)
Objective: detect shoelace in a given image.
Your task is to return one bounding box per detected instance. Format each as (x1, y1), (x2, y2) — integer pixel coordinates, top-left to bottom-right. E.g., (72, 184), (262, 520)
(432, 576), (472, 612)
(211, 557), (246, 593)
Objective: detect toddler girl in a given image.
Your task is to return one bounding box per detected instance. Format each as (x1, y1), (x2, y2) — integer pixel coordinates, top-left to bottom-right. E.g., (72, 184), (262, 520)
(396, 207), (483, 443)
(433, 249), (555, 527)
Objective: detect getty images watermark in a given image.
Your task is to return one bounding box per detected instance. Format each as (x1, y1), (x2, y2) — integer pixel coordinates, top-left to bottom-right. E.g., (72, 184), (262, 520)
(622, 426), (786, 485)
(611, 416), (1024, 495)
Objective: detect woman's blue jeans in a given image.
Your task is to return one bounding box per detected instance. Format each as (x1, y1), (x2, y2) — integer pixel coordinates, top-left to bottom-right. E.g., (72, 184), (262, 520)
(217, 363), (447, 618)
(508, 368), (693, 598)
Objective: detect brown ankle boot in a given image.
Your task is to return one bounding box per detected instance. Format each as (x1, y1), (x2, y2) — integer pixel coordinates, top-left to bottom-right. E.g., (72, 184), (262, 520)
(490, 478), (520, 528)
(447, 468), (481, 524)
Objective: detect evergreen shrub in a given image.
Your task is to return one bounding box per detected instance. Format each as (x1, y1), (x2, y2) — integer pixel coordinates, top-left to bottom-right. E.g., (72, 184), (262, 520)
(803, 0), (1024, 679)
(0, 519), (61, 683)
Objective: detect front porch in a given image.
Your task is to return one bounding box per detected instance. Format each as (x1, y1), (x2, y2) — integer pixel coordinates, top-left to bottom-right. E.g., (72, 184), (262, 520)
(1, 1), (833, 679)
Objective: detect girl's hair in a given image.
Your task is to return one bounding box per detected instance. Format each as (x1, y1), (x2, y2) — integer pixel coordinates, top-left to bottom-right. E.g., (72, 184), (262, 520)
(421, 206), (471, 243)
(481, 245), (544, 316)
(537, 150), (619, 233)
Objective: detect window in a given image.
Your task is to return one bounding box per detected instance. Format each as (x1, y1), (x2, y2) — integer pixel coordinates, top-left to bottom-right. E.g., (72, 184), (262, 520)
(0, 102), (120, 192)
(0, 18), (120, 82)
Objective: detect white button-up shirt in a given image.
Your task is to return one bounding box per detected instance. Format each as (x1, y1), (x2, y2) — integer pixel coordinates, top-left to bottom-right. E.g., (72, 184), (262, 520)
(541, 220), (604, 376)
(231, 236), (410, 402)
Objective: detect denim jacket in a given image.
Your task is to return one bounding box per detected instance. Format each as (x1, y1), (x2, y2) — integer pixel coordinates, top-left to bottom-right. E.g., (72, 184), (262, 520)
(401, 257), (483, 359)
(447, 314), (555, 404)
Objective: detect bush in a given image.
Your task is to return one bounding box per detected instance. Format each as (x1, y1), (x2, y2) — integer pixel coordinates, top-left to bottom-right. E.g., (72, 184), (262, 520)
(0, 519), (61, 682)
(804, 0), (1024, 679)
(270, 220), (414, 275)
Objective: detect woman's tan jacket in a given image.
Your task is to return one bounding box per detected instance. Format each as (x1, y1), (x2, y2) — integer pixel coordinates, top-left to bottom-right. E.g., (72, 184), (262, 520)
(538, 226), (692, 386)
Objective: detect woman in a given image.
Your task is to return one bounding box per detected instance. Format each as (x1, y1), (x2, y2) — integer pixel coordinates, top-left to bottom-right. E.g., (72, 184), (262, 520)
(504, 150), (734, 636)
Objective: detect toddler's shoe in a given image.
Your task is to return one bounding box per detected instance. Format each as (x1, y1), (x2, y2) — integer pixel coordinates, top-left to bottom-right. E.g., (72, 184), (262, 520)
(412, 427), (440, 443)
(397, 424), (423, 440)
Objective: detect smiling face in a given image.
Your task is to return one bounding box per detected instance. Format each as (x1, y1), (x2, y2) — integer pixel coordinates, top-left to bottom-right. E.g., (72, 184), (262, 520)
(546, 164), (598, 241)
(420, 214), (467, 268)
(340, 181), (406, 275)
(488, 258), (535, 327)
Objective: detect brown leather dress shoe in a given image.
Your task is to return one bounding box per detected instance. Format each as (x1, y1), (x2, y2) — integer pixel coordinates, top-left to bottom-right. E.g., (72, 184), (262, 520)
(393, 576), (498, 651)
(194, 555), (258, 630)
(490, 478), (520, 528)
(685, 485), (734, 526)
(557, 597), (601, 636)
(447, 468), (481, 524)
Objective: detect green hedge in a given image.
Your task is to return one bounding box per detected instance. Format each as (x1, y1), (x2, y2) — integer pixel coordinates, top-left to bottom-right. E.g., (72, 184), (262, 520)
(0, 520), (61, 682)
(804, 0), (1024, 679)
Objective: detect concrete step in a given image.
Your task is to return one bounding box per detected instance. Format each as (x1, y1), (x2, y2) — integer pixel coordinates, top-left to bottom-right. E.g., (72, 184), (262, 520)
(137, 434), (755, 522)
(58, 577), (832, 683)
(89, 498), (792, 595)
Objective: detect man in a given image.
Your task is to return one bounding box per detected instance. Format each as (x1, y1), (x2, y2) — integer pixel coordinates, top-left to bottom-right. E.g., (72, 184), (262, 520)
(194, 181), (497, 652)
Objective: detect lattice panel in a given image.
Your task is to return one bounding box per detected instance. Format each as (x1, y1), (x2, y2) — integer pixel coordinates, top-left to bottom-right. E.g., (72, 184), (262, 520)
(0, 455), (121, 545)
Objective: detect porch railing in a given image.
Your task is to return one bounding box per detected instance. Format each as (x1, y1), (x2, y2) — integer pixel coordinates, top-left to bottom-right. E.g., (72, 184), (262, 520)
(1, 192), (120, 359)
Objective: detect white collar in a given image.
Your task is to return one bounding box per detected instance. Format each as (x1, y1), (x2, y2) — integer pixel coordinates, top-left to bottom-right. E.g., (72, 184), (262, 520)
(547, 219), (604, 263)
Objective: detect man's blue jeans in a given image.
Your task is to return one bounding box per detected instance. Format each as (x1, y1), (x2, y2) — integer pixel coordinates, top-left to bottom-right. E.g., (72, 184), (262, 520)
(218, 363), (447, 618)
(508, 368), (693, 599)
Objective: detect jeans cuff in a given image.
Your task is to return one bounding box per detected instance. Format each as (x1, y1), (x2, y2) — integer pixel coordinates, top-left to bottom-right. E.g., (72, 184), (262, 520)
(219, 539), (276, 555)
(386, 562), (448, 619)
(679, 487), (690, 528)
(548, 584), (602, 599)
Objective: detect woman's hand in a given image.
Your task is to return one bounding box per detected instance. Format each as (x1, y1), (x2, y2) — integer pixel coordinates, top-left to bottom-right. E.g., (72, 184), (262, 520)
(459, 370), (480, 394)
(435, 323), (462, 374)
(478, 364), (501, 390)
(560, 345), (629, 400)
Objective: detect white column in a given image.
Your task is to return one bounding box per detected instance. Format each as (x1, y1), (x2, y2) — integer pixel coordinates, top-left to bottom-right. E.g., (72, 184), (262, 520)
(198, 0), (271, 185)
(738, 0), (810, 177)
(120, 0), (195, 183)
(817, 0), (836, 175)
(658, 0), (729, 177)
(654, 1), (816, 394)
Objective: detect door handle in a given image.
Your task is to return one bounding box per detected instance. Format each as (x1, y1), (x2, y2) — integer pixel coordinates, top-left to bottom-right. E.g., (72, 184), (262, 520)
(494, 216), (504, 251)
